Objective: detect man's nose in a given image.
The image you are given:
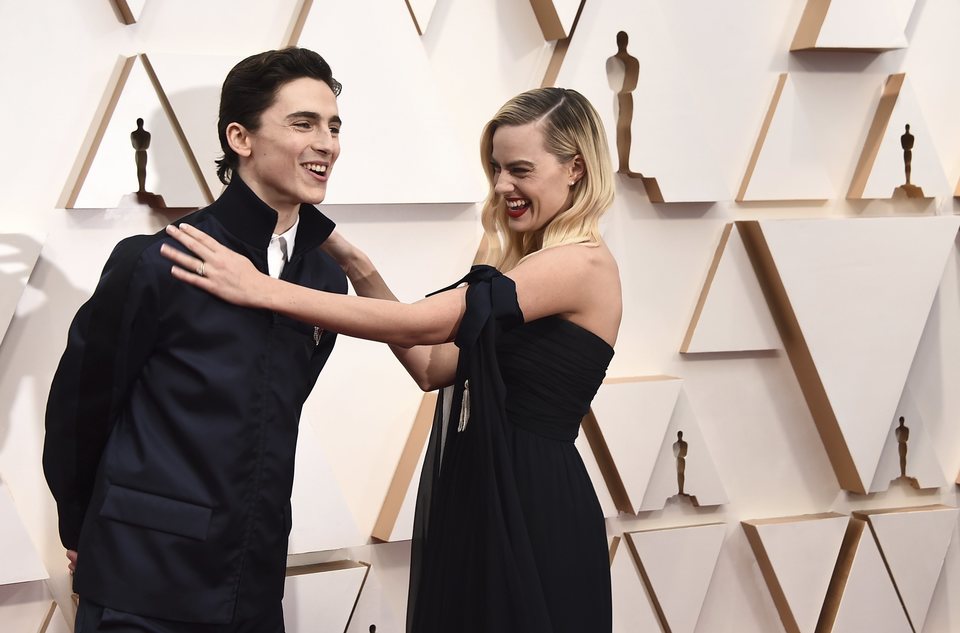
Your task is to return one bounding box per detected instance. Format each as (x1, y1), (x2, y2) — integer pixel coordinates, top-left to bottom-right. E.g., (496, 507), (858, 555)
(311, 130), (334, 154)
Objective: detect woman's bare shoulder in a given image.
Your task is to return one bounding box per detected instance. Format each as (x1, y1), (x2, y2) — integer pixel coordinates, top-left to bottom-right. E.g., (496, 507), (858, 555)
(509, 241), (622, 345)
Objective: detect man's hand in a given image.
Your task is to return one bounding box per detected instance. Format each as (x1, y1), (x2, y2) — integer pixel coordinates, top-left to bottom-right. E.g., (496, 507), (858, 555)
(66, 549), (77, 575)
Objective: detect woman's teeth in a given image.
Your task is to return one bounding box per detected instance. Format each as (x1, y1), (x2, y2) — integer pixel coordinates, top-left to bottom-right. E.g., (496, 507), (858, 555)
(506, 199), (530, 217)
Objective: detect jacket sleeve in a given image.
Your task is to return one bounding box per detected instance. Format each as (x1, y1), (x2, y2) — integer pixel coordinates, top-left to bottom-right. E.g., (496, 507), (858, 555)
(42, 233), (162, 549)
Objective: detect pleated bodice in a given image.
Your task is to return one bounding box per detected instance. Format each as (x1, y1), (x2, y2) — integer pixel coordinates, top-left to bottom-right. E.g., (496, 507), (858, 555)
(498, 316), (614, 442)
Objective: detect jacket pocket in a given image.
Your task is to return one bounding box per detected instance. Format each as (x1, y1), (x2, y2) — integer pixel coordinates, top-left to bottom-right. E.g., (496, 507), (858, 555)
(99, 484), (212, 541)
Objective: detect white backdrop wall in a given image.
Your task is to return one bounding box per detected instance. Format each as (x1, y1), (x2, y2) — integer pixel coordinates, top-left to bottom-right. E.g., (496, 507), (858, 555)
(1, 1), (960, 632)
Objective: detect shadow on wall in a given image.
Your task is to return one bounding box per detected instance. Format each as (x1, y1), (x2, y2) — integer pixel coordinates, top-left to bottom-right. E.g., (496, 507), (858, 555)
(0, 234), (86, 456)
(0, 233), (43, 343)
(0, 229), (89, 578)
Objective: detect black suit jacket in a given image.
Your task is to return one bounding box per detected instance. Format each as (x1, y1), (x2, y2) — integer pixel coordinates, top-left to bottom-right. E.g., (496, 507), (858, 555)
(43, 177), (347, 623)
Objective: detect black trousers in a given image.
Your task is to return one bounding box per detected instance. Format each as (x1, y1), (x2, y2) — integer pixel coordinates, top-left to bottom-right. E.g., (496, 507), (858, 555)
(75, 599), (284, 633)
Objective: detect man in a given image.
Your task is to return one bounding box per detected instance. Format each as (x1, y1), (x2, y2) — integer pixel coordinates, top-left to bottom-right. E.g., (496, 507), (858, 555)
(43, 47), (347, 632)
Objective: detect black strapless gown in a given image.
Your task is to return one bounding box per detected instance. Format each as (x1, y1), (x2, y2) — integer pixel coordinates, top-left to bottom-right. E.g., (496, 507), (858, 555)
(408, 266), (613, 633)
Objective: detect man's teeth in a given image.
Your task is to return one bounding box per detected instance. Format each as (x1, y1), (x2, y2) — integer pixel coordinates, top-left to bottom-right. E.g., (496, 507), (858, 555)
(304, 164), (327, 175)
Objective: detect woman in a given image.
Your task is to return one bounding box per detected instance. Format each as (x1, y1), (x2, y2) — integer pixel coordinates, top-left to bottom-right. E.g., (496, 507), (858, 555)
(161, 87), (621, 632)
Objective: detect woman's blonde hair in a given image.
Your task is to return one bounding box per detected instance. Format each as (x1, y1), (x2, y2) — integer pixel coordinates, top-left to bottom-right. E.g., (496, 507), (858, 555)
(478, 87), (615, 271)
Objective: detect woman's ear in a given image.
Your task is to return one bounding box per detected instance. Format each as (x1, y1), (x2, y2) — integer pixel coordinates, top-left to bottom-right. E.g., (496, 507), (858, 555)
(569, 154), (585, 185)
(225, 122), (252, 158)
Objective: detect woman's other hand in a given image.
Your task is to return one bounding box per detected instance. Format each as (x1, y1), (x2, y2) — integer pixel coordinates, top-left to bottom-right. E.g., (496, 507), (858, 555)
(320, 230), (354, 269)
(321, 229), (373, 280)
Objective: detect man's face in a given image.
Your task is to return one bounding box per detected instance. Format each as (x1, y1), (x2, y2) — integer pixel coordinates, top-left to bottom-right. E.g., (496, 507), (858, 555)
(235, 77), (341, 216)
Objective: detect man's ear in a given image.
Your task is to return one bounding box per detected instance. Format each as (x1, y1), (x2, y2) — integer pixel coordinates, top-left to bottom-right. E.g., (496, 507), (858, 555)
(225, 122), (252, 158)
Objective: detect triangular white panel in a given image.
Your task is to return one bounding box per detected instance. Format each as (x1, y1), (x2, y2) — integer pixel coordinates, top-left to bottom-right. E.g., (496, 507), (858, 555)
(829, 522), (912, 633)
(861, 506), (958, 633)
(639, 390), (728, 511)
(0, 231), (43, 348)
(628, 523), (726, 633)
(554, 0), (728, 202)
(743, 514), (848, 633)
(796, 0), (917, 50)
(738, 74), (833, 202)
(590, 376), (682, 514)
(406, 0), (439, 35)
(575, 433), (618, 518)
(0, 481), (48, 585)
(682, 224), (781, 353)
(854, 75), (950, 199)
(609, 536), (661, 633)
(0, 582), (55, 632)
(296, 2), (481, 204)
(284, 561), (369, 633)
(623, 32), (727, 203)
(289, 422), (363, 554)
(73, 56), (206, 209)
(869, 385), (947, 492)
(146, 54), (240, 201)
(759, 216), (960, 492)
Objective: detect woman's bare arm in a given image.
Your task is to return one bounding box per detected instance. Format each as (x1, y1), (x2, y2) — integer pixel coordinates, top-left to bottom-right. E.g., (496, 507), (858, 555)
(321, 231), (459, 390)
(161, 224), (465, 347)
(161, 223), (619, 371)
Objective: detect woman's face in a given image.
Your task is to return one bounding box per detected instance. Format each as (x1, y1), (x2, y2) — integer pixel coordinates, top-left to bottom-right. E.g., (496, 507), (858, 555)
(490, 122), (581, 234)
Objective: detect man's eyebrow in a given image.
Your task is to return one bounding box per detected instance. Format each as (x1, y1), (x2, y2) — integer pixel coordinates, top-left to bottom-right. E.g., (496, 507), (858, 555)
(285, 111), (320, 121)
(285, 112), (343, 127)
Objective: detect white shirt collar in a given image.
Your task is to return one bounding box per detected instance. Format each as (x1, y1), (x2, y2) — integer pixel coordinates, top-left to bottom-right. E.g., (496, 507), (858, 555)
(268, 217), (300, 278)
(272, 216), (300, 256)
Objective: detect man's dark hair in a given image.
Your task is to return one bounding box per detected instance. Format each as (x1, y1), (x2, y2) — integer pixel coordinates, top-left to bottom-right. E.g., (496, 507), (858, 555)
(216, 47), (342, 185)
